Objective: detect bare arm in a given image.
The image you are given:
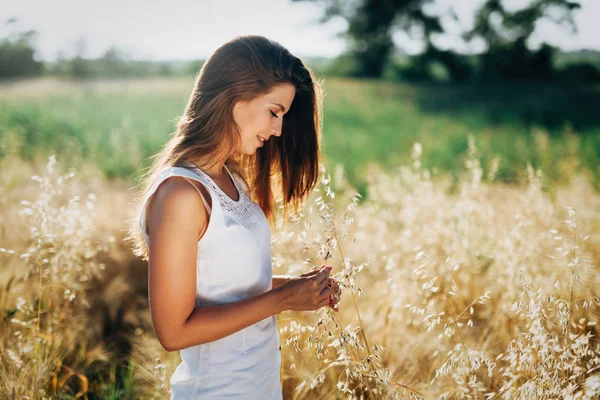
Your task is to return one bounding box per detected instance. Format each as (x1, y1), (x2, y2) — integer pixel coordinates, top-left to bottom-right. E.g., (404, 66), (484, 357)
(169, 283), (287, 351)
(146, 177), (333, 352)
(272, 275), (292, 289)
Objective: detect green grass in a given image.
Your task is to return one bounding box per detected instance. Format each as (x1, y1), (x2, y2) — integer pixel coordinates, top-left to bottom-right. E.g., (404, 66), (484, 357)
(1, 77), (599, 193)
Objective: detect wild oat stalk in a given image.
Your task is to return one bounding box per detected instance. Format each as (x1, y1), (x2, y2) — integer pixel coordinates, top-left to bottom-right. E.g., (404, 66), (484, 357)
(294, 167), (424, 399)
(0, 155), (108, 398)
(565, 206), (578, 345)
(331, 218), (423, 398)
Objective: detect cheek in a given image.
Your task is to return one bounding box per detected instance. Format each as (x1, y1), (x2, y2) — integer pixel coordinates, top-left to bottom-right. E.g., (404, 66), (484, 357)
(243, 114), (269, 138)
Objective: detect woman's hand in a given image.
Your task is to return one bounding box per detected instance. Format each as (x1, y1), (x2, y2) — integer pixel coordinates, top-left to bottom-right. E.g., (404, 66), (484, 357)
(277, 265), (333, 312)
(327, 276), (342, 312)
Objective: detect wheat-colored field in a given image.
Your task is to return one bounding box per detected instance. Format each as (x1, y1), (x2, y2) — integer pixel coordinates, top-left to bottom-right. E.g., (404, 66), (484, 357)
(1, 135), (599, 398)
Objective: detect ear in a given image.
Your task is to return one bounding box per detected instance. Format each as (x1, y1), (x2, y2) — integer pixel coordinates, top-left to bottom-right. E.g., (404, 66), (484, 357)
(231, 101), (241, 118)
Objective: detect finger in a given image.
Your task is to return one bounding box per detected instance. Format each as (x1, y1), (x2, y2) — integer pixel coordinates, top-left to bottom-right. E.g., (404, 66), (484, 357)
(327, 278), (340, 290)
(329, 280), (341, 296)
(329, 289), (340, 301)
(317, 274), (332, 293)
(301, 265), (329, 278)
(327, 301), (340, 311)
(314, 266), (331, 285)
(319, 285), (332, 298)
(331, 284), (341, 297)
(314, 296), (332, 310)
(300, 269), (320, 278)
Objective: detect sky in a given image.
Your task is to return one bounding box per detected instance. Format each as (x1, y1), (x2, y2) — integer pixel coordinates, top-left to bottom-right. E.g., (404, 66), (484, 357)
(2, 0), (599, 61)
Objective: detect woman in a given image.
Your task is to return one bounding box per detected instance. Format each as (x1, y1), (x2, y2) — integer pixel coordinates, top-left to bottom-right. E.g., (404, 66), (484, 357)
(128, 35), (341, 399)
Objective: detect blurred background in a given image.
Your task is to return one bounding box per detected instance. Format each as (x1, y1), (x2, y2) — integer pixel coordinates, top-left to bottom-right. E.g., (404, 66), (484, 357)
(1, 0), (599, 190)
(1, 1), (600, 399)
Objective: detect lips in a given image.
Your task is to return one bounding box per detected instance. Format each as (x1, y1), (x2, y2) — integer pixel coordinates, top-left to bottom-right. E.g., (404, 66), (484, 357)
(256, 136), (268, 146)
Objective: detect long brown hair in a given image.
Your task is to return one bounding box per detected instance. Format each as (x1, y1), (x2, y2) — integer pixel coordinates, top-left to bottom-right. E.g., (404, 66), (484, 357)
(127, 35), (324, 260)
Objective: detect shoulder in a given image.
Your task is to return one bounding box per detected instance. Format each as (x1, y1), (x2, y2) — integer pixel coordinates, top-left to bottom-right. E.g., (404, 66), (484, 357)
(152, 175), (199, 203)
(147, 175), (209, 235)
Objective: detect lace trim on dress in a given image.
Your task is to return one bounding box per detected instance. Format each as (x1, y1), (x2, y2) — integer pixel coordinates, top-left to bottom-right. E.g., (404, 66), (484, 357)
(182, 162), (260, 224)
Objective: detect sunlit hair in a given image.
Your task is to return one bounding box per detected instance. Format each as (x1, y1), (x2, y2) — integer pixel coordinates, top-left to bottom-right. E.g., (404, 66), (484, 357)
(127, 35), (324, 259)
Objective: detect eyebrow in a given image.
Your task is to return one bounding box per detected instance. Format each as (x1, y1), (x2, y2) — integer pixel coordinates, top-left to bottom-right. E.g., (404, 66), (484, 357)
(273, 103), (286, 113)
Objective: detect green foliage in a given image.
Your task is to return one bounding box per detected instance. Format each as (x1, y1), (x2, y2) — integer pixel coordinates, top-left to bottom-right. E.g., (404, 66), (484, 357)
(395, 46), (476, 82)
(294, 0), (444, 78)
(465, 0), (580, 81)
(46, 49), (196, 79)
(0, 18), (202, 80)
(4, 77), (597, 193)
(297, 0), (598, 84)
(556, 62), (600, 84)
(0, 19), (43, 78)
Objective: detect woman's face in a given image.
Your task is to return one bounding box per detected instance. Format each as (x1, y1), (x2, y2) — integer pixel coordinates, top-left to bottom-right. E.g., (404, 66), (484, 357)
(232, 83), (296, 155)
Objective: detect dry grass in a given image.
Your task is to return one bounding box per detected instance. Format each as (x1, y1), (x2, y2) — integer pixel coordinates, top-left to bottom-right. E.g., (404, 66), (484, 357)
(271, 138), (600, 399)
(0, 138), (599, 399)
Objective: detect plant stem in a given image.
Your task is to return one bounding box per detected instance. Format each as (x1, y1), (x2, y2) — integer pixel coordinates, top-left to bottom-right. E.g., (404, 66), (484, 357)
(331, 222), (422, 398)
(332, 225), (371, 352)
(444, 293), (477, 400)
(330, 311), (379, 399)
(567, 227), (576, 344)
(35, 254), (43, 391)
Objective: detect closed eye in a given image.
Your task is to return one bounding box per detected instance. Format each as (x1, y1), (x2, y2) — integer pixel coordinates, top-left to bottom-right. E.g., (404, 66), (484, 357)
(269, 110), (279, 118)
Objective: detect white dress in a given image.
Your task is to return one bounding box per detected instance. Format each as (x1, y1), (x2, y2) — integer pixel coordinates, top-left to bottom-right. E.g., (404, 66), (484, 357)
(138, 161), (283, 400)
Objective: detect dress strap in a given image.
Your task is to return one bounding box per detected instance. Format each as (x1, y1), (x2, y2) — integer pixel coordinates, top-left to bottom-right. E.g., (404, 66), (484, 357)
(138, 166), (223, 239)
(179, 161), (260, 224)
(183, 162), (241, 203)
(180, 176), (212, 215)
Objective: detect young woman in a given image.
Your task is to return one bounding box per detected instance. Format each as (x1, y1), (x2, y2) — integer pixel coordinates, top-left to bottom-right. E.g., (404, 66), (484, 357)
(128, 35), (341, 399)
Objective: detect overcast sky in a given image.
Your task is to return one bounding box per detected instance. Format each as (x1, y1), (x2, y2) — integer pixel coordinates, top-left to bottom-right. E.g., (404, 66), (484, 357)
(2, 0), (599, 61)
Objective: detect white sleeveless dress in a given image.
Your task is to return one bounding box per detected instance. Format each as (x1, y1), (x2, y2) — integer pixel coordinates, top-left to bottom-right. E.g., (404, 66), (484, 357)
(137, 161), (283, 400)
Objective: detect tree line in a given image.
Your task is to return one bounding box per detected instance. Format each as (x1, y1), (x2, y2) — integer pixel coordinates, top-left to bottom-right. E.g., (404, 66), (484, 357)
(0, 18), (204, 79)
(296, 0), (600, 83)
(2, 0), (600, 83)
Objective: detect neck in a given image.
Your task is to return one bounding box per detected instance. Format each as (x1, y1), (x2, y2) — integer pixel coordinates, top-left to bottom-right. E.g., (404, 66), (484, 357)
(189, 157), (228, 180)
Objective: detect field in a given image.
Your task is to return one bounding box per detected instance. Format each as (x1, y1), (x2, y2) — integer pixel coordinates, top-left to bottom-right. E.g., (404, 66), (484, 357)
(0, 77), (599, 399)
(1, 77), (599, 189)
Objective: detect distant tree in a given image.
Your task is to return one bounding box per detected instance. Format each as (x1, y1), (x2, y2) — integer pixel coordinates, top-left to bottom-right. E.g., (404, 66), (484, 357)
(69, 36), (92, 78)
(292, 0), (445, 77)
(186, 59), (205, 76)
(465, 0), (581, 80)
(295, 0), (585, 82)
(398, 45), (475, 82)
(47, 51), (71, 76)
(0, 17), (43, 78)
(557, 62), (600, 83)
(158, 62), (172, 76)
(100, 46), (129, 77)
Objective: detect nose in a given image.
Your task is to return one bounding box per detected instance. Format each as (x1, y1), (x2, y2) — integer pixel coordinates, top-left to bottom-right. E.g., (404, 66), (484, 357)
(271, 117), (283, 137)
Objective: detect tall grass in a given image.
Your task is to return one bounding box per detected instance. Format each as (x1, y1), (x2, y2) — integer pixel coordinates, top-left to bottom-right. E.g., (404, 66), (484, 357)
(0, 155), (111, 398)
(270, 137), (599, 398)
(0, 138), (599, 398)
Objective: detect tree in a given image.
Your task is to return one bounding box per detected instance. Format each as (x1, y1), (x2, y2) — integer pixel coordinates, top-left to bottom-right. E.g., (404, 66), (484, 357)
(464, 0), (581, 80)
(295, 0), (583, 82)
(70, 36), (92, 78)
(293, 0), (445, 77)
(0, 18), (43, 78)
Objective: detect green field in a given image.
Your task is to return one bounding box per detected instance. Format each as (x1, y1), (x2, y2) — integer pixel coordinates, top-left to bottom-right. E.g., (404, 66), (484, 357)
(1, 77), (599, 193)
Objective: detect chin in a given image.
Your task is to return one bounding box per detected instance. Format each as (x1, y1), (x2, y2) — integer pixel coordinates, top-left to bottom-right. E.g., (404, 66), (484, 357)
(241, 147), (258, 156)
